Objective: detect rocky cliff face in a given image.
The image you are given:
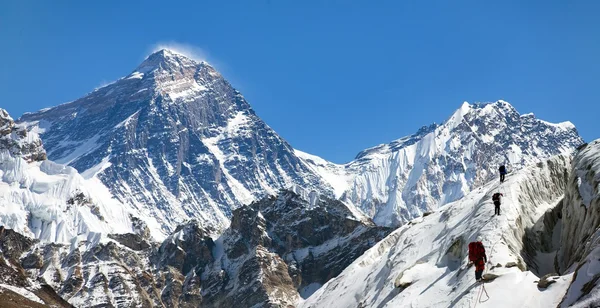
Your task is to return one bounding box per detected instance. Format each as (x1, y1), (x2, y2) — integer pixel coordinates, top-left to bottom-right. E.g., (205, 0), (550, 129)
(0, 226), (73, 307)
(20, 49), (332, 237)
(0, 108), (46, 162)
(4, 191), (388, 307)
(164, 191), (390, 307)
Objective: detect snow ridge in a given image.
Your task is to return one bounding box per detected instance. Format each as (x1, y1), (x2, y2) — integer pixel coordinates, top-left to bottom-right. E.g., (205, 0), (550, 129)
(301, 154), (573, 308)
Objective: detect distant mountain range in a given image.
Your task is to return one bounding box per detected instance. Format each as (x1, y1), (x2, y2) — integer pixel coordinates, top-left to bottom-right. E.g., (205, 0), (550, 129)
(19, 49), (583, 237)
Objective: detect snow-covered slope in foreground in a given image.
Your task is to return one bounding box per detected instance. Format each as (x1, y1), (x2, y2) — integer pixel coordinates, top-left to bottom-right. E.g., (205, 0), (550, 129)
(301, 154), (573, 308)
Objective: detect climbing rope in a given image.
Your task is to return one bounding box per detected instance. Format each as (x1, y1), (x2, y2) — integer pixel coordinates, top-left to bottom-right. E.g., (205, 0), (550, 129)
(472, 266), (491, 308)
(478, 283), (490, 303)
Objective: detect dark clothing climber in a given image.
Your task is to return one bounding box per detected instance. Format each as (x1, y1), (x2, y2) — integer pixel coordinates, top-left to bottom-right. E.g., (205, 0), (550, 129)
(499, 165), (507, 183)
(492, 193), (503, 216)
(468, 241), (487, 281)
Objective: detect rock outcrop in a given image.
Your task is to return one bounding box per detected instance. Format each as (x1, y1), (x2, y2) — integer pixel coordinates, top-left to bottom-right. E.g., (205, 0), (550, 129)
(0, 108), (46, 162)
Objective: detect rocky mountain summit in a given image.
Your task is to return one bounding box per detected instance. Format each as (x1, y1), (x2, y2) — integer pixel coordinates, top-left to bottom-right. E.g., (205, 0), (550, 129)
(20, 49), (332, 237)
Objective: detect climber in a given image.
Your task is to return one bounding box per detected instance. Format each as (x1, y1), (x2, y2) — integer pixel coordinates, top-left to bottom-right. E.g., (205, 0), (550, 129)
(468, 238), (487, 282)
(499, 165), (507, 183)
(492, 192), (503, 216)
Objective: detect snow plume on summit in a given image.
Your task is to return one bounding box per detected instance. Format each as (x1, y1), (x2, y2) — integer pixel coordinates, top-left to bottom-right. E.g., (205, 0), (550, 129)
(149, 43), (208, 62)
(300, 100), (583, 227)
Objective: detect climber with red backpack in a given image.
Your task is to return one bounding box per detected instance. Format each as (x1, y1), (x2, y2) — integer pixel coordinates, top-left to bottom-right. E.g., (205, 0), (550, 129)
(468, 237), (487, 282)
(492, 193), (503, 216)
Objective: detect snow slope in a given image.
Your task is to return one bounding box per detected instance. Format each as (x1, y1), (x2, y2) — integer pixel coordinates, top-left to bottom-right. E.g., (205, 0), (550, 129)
(0, 109), (136, 243)
(301, 154), (573, 308)
(299, 101), (583, 227)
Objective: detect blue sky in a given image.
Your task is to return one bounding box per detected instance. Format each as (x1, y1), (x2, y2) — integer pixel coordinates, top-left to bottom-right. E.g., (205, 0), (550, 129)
(1, 1), (598, 163)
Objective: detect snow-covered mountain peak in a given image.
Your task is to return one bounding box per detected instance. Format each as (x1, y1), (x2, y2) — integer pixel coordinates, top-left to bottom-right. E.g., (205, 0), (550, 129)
(129, 48), (218, 87)
(446, 101), (471, 129)
(301, 100), (583, 227)
(20, 51), (332, 236)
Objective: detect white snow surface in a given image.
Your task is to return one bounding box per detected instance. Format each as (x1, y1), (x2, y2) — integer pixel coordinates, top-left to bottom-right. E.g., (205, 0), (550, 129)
(300, 155), (572, 308)
(295, 149), (352, 198)
(0, 152), (135, 243)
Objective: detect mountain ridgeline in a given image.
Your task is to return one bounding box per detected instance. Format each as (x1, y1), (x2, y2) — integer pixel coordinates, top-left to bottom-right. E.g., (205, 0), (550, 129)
(19, 49), (583, 237)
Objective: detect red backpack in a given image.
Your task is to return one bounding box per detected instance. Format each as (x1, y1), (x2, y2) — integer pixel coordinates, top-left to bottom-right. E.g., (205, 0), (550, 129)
(468, 241), (485, 262)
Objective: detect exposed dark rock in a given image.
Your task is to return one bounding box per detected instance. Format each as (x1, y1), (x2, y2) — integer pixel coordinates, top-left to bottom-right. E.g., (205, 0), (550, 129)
(108, 233), (151, 251)
(0, 108), (46, 162)
(154, 220), (215, 275)
(21, 251), (43, 269)
(537, 273), (559, 289)
(0, 226), (36, 261)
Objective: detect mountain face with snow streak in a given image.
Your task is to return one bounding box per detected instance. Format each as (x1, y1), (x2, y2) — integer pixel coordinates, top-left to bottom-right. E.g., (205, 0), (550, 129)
(300, 101), (583, 226)
(20, 49), (332, 237)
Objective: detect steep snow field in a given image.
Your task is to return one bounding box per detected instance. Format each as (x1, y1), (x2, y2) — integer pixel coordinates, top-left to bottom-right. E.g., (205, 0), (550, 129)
(301, 155), (573, 308)
(0, 153), (135, 243)
(0, 111), (137, 244)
